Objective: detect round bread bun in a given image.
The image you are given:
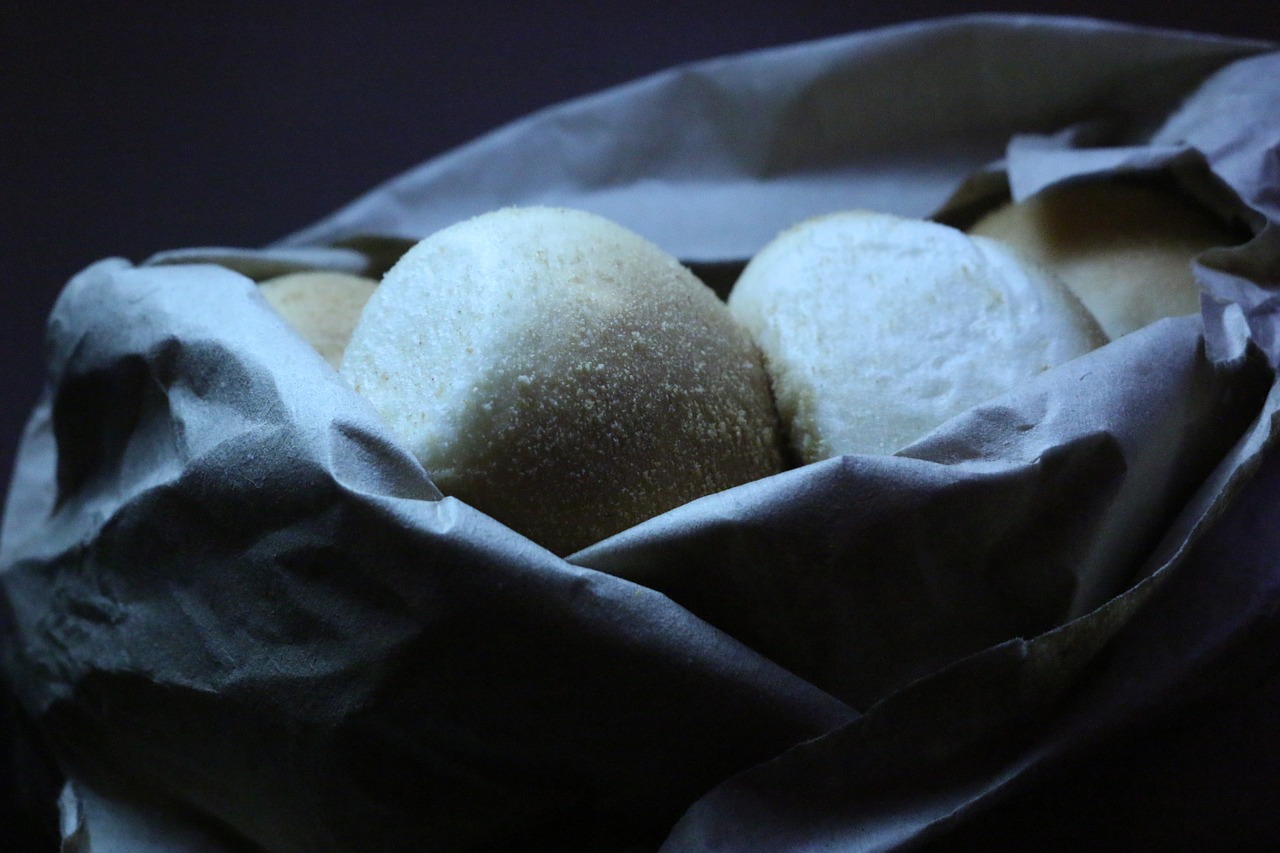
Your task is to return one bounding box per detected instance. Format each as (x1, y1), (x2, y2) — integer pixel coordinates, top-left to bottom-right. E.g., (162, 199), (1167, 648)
(258, 271), (378, 368)
(728, 210), (1106, 462)
(968, 180), (1239, 339)
(341, 206), (783, 555)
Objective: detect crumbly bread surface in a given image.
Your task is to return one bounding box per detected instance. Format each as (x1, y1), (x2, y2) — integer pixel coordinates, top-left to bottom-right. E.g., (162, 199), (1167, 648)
(259, 271), (378, 368)
(341, 206), (782, 555)
(969, 181), (1238, 339)
(728, 210), (1106, 461)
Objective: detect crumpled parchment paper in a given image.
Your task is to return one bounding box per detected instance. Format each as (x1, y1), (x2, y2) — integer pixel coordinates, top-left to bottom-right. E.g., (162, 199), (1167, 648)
(2, 14), (1278, 853)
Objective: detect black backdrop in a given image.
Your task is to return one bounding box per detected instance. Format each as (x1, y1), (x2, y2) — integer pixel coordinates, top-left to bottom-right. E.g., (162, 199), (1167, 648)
(2, 2), (1278, 848)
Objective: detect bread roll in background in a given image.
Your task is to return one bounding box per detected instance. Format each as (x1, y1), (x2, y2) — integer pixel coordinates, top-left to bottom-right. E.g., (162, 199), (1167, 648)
(968, 180), (1240, 339)
(259, 271), (378, 368)
(729, 210), (1106, 462)
(341, 206), (783, 555)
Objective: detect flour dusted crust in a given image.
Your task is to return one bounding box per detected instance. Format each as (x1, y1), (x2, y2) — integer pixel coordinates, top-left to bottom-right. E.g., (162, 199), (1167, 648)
(728, 210), (1106, 462)
(968, 180), (1239, 339)
(341, 206), (783, 555)
(259, 271), (378, 368)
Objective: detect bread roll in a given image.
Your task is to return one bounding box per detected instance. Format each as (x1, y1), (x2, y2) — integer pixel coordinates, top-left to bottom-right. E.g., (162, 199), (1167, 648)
(968, 180), (1238, 339)
(258, 271), (378, 368)
(341, 206), (783, 555)
(728, 210), (1105, 462)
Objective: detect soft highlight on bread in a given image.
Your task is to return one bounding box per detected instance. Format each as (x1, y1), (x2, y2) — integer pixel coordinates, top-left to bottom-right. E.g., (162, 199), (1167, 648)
(258, 271), (378, 368)
(728, 210), (1106, 461)
(968, 180), (1239, 339)
(341, 206), (783, 555)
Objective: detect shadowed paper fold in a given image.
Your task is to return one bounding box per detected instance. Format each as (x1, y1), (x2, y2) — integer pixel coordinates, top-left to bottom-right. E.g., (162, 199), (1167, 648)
(1, 15), (1277, 853)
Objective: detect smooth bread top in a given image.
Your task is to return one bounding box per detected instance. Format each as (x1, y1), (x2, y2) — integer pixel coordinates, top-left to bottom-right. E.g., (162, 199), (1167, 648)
(729, 210), (1105, 460)
(259, 271), (379, 368)
(969, 181), (1239, 339)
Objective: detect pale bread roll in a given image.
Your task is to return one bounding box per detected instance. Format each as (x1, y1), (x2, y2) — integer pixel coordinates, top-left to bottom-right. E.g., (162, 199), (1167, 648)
(968, 181), (1239, 339)
(728, 210), (1106, 462)
(259, 271), (378, 368)
(341, 206), (782, 555)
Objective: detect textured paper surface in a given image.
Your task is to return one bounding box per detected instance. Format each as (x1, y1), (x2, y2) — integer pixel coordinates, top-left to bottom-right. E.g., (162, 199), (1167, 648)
(1, 14), (1277, 853)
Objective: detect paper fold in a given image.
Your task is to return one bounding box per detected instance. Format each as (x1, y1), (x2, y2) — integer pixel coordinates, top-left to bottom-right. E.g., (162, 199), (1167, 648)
(2, 15), (1277, 853)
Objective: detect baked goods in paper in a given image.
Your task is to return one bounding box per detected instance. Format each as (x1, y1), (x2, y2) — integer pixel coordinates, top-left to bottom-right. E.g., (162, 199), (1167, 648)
(258, 270), (378, 368)
(969, 180), (1241, 339)
(341, 206), (783, 555)
(728, 210), (1106, 461)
